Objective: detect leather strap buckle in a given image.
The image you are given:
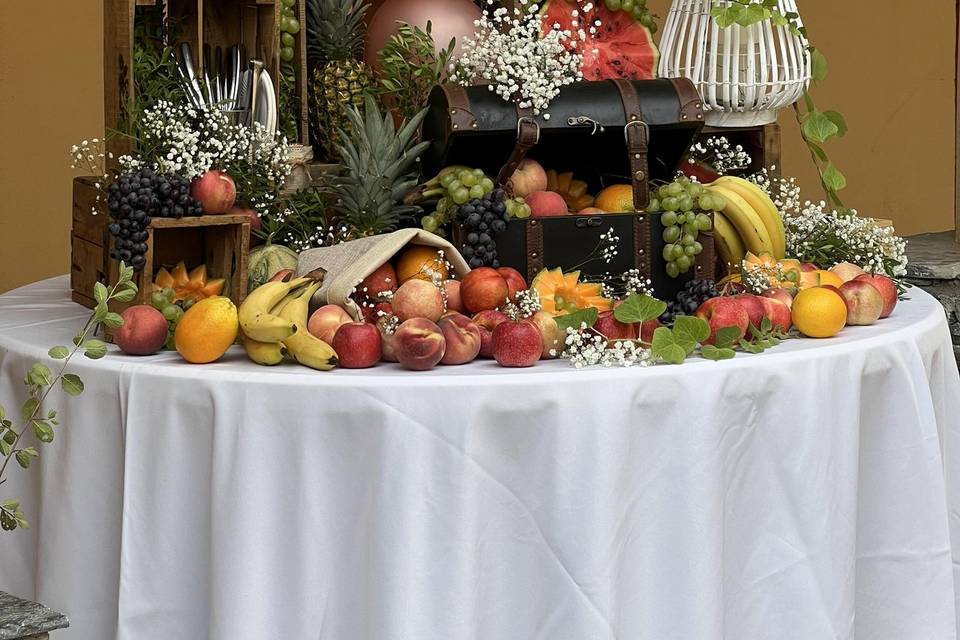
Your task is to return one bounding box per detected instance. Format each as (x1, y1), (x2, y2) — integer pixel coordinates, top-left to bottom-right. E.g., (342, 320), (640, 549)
(517, 116), (540, 145)
(624, 120), (649, 146)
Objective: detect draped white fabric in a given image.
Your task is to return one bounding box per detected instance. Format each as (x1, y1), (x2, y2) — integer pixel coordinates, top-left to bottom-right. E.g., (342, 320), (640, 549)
(1, 276), (959, 640)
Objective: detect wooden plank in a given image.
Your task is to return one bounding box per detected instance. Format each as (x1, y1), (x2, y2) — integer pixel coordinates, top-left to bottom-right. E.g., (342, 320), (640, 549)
(104, 0), (136, 171)
(71, 235), (106, 309)
(956, 0), (959, 242)
(296, 0), (309, 142)
(72, 178), (107, 244)
(149, 214), (250, 228)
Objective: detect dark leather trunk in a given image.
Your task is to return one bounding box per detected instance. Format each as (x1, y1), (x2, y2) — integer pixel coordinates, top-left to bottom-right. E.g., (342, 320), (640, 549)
(423, 78), (712, 300)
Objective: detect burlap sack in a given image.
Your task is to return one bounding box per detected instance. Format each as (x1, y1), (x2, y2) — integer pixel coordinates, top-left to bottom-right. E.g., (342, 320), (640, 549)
(296, 228), (469, 320)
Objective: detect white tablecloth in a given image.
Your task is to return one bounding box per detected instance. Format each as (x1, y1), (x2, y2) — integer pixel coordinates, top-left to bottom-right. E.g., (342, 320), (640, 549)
(0, 276), (959, 640)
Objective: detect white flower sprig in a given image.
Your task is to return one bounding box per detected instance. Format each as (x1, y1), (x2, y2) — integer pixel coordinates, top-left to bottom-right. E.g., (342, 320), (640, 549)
(621, 269), (654, 297)
(748, 167), (801, 215)
(502, 288), (542, 320)
(562, 324), (654, 368)
(451, 1), (592, 115)
(688, 136), (752, 174)
(784, 201), (908, 277)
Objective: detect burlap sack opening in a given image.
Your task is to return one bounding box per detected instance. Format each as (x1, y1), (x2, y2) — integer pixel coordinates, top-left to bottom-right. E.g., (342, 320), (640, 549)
(296, 228), (469, 320)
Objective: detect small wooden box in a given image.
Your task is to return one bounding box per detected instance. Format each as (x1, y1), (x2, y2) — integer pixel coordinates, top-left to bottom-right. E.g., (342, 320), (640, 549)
(71, 177), (250, 310)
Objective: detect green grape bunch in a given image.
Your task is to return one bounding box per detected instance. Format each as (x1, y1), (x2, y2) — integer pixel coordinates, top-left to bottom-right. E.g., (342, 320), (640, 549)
(647, 177), (721, 278)
(279, 0), (300, 63)
(149, 288), (194, 350)
(418, 166), (530, 235)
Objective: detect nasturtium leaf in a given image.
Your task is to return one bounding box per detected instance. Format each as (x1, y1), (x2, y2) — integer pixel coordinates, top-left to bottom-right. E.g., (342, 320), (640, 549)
(673, 315), (710, 353)
(83, 339), (108, 360)
(823, 110), (848, 137)
(614, 294), (667, 325)
(811, 48), (828, 83)
(712, 4), (744, 28)
(823, 164), (847, 192)
(802, 110), (839, 144)
(651, 327), (688, 365)
(738, 4), (770, 26)
(701, 345), (736, 361)
(61, 374), (84, 397)
(555, 307), (599, 333)
(48, 346), (69, 360)
(714, 326), (743, 350)
(807, 142), (828, 162)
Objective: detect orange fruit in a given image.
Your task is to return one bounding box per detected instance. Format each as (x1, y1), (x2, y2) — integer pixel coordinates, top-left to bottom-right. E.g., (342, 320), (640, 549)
(814, 270), (844, 289)
(594, 184), (636, 213)
(395, 245), (449, 284)
(174, 296), (239, 363)
(792, 287), (847, 338)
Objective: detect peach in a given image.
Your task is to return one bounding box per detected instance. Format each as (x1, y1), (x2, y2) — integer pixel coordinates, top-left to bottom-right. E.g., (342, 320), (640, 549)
(492, 320), (543, 367)
(529, 310), (563, 359)
(308, 304), (352, 345)
(695, 297), (750, 346)
(526, 190), (568, 217)
(438, 313), (482, 365)
(394, 318), (446, 371)
(854, 273), (898, 318)
(800, 262), (819, 272)
(730, 294), (766, 330)
(508, 159), (548, 198)
(393, 279), (445, 322)
(360, 262), (399, 299)
(839, 279), (885, 325)
(473, 309), (509, 359)
(444, 280), (465, 314)
(461, 267), (509, 314)
(760, 297), (792, 332)
(578, 207), (604, 214)
(332, 322), (382, 368)
(761, 287), (794, 310)
(829, 262), (866, 283)
(379, 325), (399, 362)
(191, 169), (236, 214)
(594, 310), (637, 343)
(496, 267), (527, 303)
(115, 305), (168, 355)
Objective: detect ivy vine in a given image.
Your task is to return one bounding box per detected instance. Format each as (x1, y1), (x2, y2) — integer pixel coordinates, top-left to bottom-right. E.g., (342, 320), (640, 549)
(711, 0), (848, 209)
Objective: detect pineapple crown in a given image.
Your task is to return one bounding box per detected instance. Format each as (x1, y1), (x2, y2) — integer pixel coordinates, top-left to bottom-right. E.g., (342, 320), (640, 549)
(306, 0), (370, 66)
(327, 95), (430, 237)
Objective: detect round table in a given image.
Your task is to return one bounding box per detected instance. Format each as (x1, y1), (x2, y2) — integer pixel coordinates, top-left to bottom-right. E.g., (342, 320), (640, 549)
(1, 276), (959, 640)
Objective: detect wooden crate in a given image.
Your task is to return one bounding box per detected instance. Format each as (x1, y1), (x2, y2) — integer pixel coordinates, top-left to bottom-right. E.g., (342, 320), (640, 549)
(104, 0), (310, 167)
(698, 123), (781, 177)
(71, 177), (250, 311)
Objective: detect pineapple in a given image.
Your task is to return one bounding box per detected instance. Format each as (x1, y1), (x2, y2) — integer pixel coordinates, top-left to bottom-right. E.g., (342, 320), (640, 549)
(327, 95), (430, 237)
(306, 0), (375, 158)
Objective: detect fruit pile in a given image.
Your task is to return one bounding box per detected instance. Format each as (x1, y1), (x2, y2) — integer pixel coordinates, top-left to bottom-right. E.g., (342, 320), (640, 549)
(703, 176), (786, 273)
(646, 177), (716, 278)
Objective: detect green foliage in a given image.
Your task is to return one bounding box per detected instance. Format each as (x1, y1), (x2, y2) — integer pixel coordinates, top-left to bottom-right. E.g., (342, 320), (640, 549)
(0, 263), (138, 532)
(711, 1), (848, 210)
(379, 21), (456, 122)
(739, 317), (788, 354)
(555, 307), (599, 333)
(613, 293), (666, 325)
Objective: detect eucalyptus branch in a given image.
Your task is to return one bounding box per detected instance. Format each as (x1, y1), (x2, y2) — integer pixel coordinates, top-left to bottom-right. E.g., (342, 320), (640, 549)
(0, 263), (137, 531)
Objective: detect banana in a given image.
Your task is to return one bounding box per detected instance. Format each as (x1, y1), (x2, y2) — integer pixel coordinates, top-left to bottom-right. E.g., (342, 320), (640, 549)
(240, 332), (287, 366)
(707, 185), (774, 257)
(277, 283), (338, 371)
(239, 277), (313, 343)
(713, 176), (786, 259)
(713, 211), (748, 274)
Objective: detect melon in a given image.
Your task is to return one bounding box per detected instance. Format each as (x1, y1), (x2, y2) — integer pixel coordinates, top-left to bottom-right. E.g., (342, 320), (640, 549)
(541, 0), (659, 81)
(531, 267), (613, 316)
(247, 242), (300, 293)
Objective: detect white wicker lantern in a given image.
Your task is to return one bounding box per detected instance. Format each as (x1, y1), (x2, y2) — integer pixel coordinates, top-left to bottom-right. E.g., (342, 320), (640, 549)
(658, 0), (811, 127)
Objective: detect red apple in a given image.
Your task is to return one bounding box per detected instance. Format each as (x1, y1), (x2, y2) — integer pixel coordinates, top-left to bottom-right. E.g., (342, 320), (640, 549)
(800, 262), (819, 272)
(115, 305), (168, 355)
(461, 267), (509, 313)
(526, 191), (568, 217)
(393, 279), (445, 322)
(444, 280), (465, 314)
(496, 267), (528, 303)
(529, 310), (563, 359)
(759, 297), (792, 332)
(839, 280), (885, 326)
(695, 297), (750, 346)
(360, 262), (399, 299)
(639, 318), (660, 343)
(731, 294), (766, 330)
(361, 301), (392, 324)
(492, 320), (543, 367)
(191, 169), (236, 214)
(761, 287), (794, 310)
(307, 304), (352, 345)
(473, 309), (509, 359)
(438, 313), (482, 365)
(594, 310), (638, 343)
(854, 274), (898, 318)
(379, 323), (399, 362)
(332, 322), (382, 368)
(394, 318), (446, 371)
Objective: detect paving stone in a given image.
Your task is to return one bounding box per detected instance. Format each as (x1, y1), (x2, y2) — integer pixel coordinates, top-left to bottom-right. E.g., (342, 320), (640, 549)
(0, 593), (68, 639)
(906, 232), (960, 281)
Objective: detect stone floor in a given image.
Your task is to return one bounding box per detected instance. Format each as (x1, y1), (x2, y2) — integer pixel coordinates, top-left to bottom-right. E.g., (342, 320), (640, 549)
(0, 593), (68, 639)
(905, 231), (960, 362)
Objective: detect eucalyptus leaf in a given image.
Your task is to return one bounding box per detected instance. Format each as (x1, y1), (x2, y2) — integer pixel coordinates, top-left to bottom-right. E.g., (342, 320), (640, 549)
(27, 363), (52, 388)
(15, 451), (31, 469)
(0, 440), (11, 457)
(94, 282), (109, 305)
(555, 307), (599, 333)
(614, 294), (667, 325)
(48, 346), (70, 360)
(112, 287), (137, 303)
(21, 397), (39, 420)
(83, 339), (108, 360)
(61, 374), (84, 397)
(32, 421), (54, 444)
(101, 312), (124, 330)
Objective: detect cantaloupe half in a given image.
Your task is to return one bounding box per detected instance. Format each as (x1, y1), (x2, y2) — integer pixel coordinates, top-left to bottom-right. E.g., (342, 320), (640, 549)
(532, 267), (613, 316)
(153, 262), (225, 302)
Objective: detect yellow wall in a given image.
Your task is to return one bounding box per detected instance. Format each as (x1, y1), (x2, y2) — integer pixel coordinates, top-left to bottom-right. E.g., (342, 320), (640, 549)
(0, 0), (955, 292)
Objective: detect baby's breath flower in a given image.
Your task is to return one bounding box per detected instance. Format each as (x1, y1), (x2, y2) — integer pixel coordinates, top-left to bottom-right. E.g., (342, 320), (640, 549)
(687, 136), (752, 174)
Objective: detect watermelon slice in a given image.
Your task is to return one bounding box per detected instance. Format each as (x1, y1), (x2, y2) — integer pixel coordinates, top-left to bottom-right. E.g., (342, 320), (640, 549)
(540, 0), (659, 81)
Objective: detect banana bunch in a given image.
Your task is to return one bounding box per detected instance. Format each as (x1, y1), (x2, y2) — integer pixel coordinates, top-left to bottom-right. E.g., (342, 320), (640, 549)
(238, 272), (338, 370)
(706, 176), (786, 272)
